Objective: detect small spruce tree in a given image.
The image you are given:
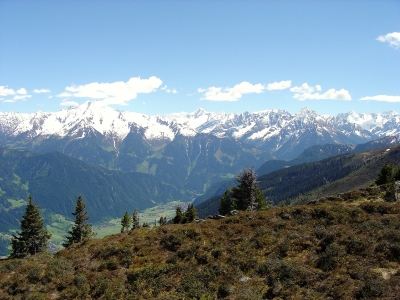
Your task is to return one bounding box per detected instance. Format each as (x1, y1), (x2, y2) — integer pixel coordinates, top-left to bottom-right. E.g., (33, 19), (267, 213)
(384, 182), (397, 202)
(63, 196), (95, 248)
(231, 166), (259, 211)
(121, 211), (132, 233)
(159, 216), (167, 226)
(173, 205), (185, 224)
(219, 189), (235, 215)
(255, 187), (267, 210)
(376, 163), (395, 185)
(185, 204), (198, 222)
(132, 208), (140, 230)
(11, 195), (51, 258)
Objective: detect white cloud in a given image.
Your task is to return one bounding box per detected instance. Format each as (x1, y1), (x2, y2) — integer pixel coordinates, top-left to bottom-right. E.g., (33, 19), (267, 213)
(0, 86), (16, 97)
(290, 83), (351, 101)
(290, 83), (315, 94)
(57, 76), (163, 105)
(33, 88), (51, 94)
(360, 95), (400, 102)
(60, 100), (79, 107)
(13, 95), (32, 101)
(16, 88), (27, 95)
(266, 80), (291, 91)
(199, 81), (264, 101)
(0, 86), (31, 102)
(161, 85), (178, 93)
(377, 32), (400, 49)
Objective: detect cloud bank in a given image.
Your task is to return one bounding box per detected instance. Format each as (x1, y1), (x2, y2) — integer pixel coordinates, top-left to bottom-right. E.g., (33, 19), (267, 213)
(360, 95), (400, 102)
(266, 80), (292, 91)
(0, 86), (31, 102)
(57, 76), (163, 105)
(377, 32), (400, 49)
(33, 88), (51, 94)
(198, 81), (265, 101)
(290, 83), (351, 101)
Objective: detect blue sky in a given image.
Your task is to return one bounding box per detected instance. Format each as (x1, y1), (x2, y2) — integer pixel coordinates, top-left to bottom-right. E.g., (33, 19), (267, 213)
(0, 0), (399, 116)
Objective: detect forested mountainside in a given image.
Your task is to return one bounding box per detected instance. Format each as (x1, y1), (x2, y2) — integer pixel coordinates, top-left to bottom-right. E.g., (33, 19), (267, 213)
(0, 146), (180, 230)
(193, 136), (400, 209)
(196, 144), (400, 217)
(1, 189), (400, 299)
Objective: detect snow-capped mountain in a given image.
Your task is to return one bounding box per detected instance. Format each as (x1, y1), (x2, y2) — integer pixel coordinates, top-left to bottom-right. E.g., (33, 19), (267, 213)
(1, 101), (399, 200)
(0, 101), (399, 160)
(338, 111), (400, 137)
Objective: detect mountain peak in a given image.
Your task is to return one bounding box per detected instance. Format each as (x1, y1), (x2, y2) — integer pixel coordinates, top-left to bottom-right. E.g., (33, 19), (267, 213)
(193, 108), (207, 118)
(298, 107), (316, 115)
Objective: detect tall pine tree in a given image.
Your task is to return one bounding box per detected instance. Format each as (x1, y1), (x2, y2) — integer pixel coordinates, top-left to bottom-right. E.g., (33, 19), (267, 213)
(121, 211), (132, 233)
(63, 196), (95, 248)
(11, 195), (51, 258)
(132, 208), (140, 230)
(185, 204), (198, 222)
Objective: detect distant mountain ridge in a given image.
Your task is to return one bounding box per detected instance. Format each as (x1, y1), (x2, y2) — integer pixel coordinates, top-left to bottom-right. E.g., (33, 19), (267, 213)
(1, 102), (399, 202)
(1, 102), (399, 160)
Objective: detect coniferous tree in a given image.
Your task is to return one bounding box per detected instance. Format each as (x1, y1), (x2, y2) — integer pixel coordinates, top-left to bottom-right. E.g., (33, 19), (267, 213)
(132, 208), (140, 230)
(219, 189), (235, 215)
(231, 166), (258, 211)
(11, 195), (51, 258)
(173, 205), (185, 224)
(63, 196), (95, 248)
(255, 187), (267, 210)
(376, 163), (395, 185)
(159, 216), (167, 226)
(394, 166), (400, 181)
(384, 182), (397, 202)
(121, 211), (132, 233)
(185, 204), (198, 222)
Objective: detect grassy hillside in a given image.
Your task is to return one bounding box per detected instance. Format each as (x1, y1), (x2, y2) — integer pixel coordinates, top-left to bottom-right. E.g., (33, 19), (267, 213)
(1, 187), (400, 299)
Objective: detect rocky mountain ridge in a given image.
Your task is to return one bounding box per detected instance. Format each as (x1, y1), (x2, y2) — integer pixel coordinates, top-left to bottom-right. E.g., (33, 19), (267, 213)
(1, 101), (399, 159)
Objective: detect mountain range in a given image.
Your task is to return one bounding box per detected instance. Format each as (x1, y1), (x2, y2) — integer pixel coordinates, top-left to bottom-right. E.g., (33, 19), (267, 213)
(1, 102), (400, 255)
(1, 102), (399, 199)
(1, 101), (399, 160)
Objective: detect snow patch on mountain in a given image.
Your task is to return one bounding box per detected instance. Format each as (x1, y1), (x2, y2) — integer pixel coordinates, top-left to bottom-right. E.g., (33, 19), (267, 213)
(0, 101), (399, 153)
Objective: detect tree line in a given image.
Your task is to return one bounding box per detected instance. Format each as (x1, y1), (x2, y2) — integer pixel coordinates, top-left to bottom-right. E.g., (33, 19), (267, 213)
(10, 195), (95, 258)
(10, 194), (199, 258)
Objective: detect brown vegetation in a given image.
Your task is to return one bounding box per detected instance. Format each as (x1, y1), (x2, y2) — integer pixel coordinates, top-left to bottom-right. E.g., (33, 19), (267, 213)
(1, 188), (400, 299)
